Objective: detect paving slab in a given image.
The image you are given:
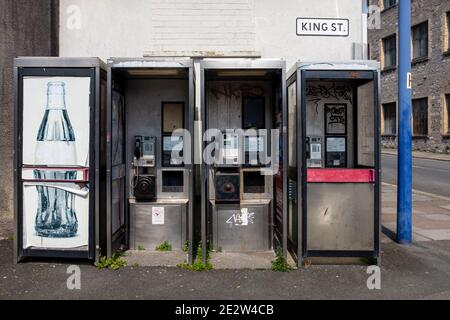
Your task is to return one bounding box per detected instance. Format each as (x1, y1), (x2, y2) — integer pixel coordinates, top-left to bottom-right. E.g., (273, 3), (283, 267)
(412, 218), (450, 230)
(424, 214), (450, 222)
(383, 208), (397, 214)
(210, 252), (276, 270)
(381, 184), (450, 242)
(413, 229), (450, 241)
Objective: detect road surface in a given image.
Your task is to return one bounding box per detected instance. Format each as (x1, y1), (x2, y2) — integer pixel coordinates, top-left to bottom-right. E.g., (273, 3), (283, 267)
(381, 154), (450, 198)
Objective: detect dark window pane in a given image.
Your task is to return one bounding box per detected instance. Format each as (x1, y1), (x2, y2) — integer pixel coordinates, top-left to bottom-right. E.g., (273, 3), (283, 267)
(412, 22), (428, 59)
(383, 0), (396, 9)
(383, 103), (396, 135)
(242, 97), (265, 129)
(383, 35), (397, 68)
(448, 12), (450, 51)
(446, 94), (450, 133)
(412, 98), (428, 136)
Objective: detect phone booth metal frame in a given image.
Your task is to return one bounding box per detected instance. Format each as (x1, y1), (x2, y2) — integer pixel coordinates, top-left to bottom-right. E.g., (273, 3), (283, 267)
(199, 59), (288, 262)
(13, 57), (106, 262)
(106, 58), (195, 264)
(287, 61), (381, 266)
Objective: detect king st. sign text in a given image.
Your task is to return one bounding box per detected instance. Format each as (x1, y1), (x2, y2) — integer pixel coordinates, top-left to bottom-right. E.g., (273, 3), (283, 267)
(296, 18), (349, 37)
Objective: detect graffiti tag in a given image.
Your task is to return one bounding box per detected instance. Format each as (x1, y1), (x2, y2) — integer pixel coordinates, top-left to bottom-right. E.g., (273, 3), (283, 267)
(306, 83), (353, 104)
(226, 208), (255, 227)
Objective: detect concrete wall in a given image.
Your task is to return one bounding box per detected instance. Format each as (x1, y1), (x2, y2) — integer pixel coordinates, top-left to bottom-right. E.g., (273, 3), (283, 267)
(0, 0), (59, 233)
(368, 0), (450, 153)
(59, 0), (367, 69)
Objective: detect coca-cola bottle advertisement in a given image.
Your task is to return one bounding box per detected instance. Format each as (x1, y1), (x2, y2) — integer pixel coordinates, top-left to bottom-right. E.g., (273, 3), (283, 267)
(21, 77), (91, 249)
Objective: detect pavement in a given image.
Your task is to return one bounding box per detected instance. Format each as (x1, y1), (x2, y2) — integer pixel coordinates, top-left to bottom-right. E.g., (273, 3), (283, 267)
(380, 149), (450, 242)
(382, 184), (450, 242)
(2, 237), (450, 299)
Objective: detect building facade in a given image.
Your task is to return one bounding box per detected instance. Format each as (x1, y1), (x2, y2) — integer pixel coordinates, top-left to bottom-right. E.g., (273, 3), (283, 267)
(369, 0), (450, 153)
(1, 0), (370, 227)
(59, 0), (369, 69)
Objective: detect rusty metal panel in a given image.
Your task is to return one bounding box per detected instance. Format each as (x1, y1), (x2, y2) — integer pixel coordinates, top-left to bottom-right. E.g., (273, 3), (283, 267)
(306, 183), (374, 251)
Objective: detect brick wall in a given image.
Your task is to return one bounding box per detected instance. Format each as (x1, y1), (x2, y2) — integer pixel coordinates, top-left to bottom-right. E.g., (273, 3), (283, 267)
(369, 0), (450, 153)
(147, 0), (255, 53)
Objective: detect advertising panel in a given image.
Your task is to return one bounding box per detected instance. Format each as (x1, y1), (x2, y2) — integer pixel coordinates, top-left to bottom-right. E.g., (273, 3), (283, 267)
(21, 77), (91, 249)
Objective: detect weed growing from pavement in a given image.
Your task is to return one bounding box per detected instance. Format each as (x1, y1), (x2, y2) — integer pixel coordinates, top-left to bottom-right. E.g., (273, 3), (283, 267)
(272, 249), (292, 272)
(155, 241), (172, 251)
(182, 241), (189, 253)
(94, 251), (127, 270)
(178, 241), (213, 271)
(137, 245), (145, 251)
(360, 257), (378, 265)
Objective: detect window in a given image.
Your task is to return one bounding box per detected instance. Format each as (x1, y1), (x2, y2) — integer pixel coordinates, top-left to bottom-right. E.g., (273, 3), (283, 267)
(446, 95), (450, 134)
(383, 0), (397, 10)
(162, 102), (184, 134)
(383, 35), (397, 69)
(446, 12), (450, 52)
(412, 98), (428, 136)
(412, 22), (429, 60)
(162, 102), (185, 167)
(242, 97), (265, 129)
(382, 103), (396, 135)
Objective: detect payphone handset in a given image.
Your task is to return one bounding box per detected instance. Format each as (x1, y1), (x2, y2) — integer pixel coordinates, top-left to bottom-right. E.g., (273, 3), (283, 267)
(306, 136), (323, 168)
(133, 135), (156, 167)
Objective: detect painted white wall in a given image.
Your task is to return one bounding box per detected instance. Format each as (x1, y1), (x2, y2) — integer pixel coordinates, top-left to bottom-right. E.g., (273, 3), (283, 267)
(60, 0), (366, 69)
(254, 0), (366, 68)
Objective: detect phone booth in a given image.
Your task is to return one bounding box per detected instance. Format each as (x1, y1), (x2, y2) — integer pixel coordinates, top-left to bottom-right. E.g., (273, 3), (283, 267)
(106, 58), (195, 264)
(14, 57), (107, 262)
(287, 61), (381, 266)
(199, 59), (287, 264)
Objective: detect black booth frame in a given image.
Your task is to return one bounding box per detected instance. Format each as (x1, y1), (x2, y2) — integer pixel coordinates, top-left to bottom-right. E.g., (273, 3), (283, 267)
(14, 58), (106, 262)
(287, 65), (381, 266)
(199, 59), (288, 263)
(106, 58), (195, 264)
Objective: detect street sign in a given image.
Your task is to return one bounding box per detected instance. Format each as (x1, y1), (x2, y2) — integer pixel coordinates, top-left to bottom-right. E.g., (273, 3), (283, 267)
(407, 72), (412, 89)
(296, 18), (349, 37)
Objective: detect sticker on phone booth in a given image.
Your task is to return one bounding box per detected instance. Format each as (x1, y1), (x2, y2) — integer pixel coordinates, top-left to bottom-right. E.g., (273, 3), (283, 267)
(152, 207), (165, 225)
